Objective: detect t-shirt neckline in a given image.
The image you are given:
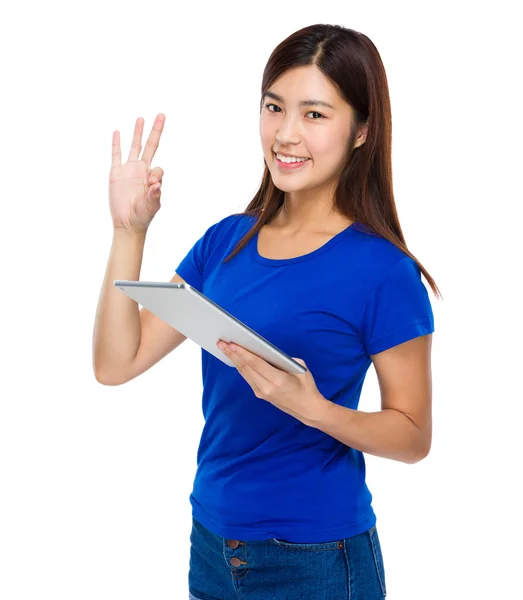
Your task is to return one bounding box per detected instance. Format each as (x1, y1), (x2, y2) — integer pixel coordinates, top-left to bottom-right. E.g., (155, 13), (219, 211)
(248, 220), (359, 267)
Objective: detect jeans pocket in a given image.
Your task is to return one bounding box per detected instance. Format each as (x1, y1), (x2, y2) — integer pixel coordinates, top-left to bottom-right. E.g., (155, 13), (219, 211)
(368, 526), (387, 597)
(271, 537), (343, 551)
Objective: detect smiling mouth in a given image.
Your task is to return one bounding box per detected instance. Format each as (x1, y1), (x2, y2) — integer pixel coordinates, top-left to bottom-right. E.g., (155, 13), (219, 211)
(273, 151), (311, 169)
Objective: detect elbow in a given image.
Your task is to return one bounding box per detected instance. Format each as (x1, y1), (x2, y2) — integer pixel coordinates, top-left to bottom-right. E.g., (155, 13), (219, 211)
(407, 441), (431, 464)
(93, 357), (127, 386)
(405, 422), (432, 464)
(94, 369), (125, 386)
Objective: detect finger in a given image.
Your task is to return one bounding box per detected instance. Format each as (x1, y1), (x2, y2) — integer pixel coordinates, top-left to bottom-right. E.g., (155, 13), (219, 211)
(228, 343), (283, 382)
(148, 167), (164, 184)
(150, 181), (162, 195)
(111, 130), (121, 168)
(141, 113), (166, 167)
(219, 343), (274, 388)
(222, 346), (268, 396)
(127, 117), (145, 162)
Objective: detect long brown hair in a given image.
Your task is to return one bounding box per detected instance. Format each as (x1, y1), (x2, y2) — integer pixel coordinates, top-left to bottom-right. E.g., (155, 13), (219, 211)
(222, 24), (442, 299)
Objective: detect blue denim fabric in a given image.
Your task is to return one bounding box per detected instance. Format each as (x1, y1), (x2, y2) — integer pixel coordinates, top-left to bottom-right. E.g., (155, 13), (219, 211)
(188, 516), (386, 599)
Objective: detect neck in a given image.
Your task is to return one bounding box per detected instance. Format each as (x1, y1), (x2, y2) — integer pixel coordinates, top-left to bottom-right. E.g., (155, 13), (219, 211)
(273, 189), (350, 233)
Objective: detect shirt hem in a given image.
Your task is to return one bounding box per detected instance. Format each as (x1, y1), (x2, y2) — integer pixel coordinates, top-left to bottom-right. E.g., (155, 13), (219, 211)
(191, 502), (377, 542)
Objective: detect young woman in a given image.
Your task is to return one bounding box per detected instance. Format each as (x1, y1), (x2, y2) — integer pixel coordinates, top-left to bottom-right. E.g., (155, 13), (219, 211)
(95, 23), (440, 600)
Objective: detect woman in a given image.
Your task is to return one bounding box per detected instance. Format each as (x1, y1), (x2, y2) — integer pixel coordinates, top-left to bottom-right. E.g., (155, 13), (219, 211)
(95, 23), (440, 600)
(180, 24), (441, 599)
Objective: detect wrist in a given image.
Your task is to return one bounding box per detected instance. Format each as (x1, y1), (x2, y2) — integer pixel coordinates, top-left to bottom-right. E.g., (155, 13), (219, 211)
(302, 392), (333, 428)
(113, 226), (147, 239)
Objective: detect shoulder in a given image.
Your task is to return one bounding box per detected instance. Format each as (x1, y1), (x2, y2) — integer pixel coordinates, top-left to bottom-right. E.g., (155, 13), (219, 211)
(206, 212), (263, 250)
(350, 222), (418, 287)
(196, 212), (250, 245)
(209, 212), (253, 236)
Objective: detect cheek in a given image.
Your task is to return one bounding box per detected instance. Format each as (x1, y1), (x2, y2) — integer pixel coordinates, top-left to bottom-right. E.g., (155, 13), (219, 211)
(259, 122), (274, 149)
(311, 133), (348, 165)
(310, 129), (339, 154)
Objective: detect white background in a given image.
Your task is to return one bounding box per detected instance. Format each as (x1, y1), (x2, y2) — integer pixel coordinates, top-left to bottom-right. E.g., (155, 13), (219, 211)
(1, 1), (521, 598)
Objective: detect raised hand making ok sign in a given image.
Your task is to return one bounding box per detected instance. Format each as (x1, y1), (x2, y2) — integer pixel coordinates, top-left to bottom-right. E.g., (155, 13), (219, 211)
(108, 113), (166, 233)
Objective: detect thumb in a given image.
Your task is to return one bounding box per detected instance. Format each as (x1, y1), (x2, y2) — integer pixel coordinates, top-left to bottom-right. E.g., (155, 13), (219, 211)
(146, 183), (162, 213)
(292, 358), (306, 366)
(151, 181), (162, 195)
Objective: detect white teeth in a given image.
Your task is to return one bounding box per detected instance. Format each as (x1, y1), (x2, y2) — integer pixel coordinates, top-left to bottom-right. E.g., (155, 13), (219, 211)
(276, 153), (310, 163)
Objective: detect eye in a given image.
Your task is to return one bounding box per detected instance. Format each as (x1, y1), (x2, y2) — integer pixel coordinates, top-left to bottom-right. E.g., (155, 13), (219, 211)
(263, 103), (324, 119)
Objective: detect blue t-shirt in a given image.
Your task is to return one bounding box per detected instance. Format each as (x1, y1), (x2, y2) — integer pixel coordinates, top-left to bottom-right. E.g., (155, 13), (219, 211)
(175, 213), (435, 542)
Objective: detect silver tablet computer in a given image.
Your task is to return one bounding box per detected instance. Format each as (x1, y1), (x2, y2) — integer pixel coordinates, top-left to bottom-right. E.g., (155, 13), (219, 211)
(114, 280), (307, 375)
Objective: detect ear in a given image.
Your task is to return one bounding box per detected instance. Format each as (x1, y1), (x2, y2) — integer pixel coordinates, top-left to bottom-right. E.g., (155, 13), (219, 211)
(354, 121), (368, 148)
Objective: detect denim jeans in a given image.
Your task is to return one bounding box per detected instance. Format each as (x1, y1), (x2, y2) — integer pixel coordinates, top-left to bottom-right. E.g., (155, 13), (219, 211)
(188, 516), (386, 599)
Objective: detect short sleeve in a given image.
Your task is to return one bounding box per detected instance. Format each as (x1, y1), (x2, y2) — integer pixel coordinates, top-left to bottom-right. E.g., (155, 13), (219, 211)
(359, 256), (435, 356)
(174, 221), (220, 293)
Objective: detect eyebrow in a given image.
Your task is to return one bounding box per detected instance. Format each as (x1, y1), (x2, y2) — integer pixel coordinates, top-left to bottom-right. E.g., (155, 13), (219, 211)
(262, 91), (335, 110)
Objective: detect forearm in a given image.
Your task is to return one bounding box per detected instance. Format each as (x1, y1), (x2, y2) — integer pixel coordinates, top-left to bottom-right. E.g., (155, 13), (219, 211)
(304, 394), (428, 464)
(93, 228), (147, 382)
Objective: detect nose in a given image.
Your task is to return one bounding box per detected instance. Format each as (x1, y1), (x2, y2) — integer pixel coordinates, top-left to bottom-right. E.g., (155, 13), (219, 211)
(275, 113), (302, 147)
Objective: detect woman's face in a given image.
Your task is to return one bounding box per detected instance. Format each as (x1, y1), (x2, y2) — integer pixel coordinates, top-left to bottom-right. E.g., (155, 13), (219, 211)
(259, 64), (366, 195)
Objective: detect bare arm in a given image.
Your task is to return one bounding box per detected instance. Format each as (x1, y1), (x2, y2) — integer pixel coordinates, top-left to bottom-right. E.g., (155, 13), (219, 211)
(304, 334), (433, 464)
(92, 226), (189, 385)
(92, 227), (147, 382)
